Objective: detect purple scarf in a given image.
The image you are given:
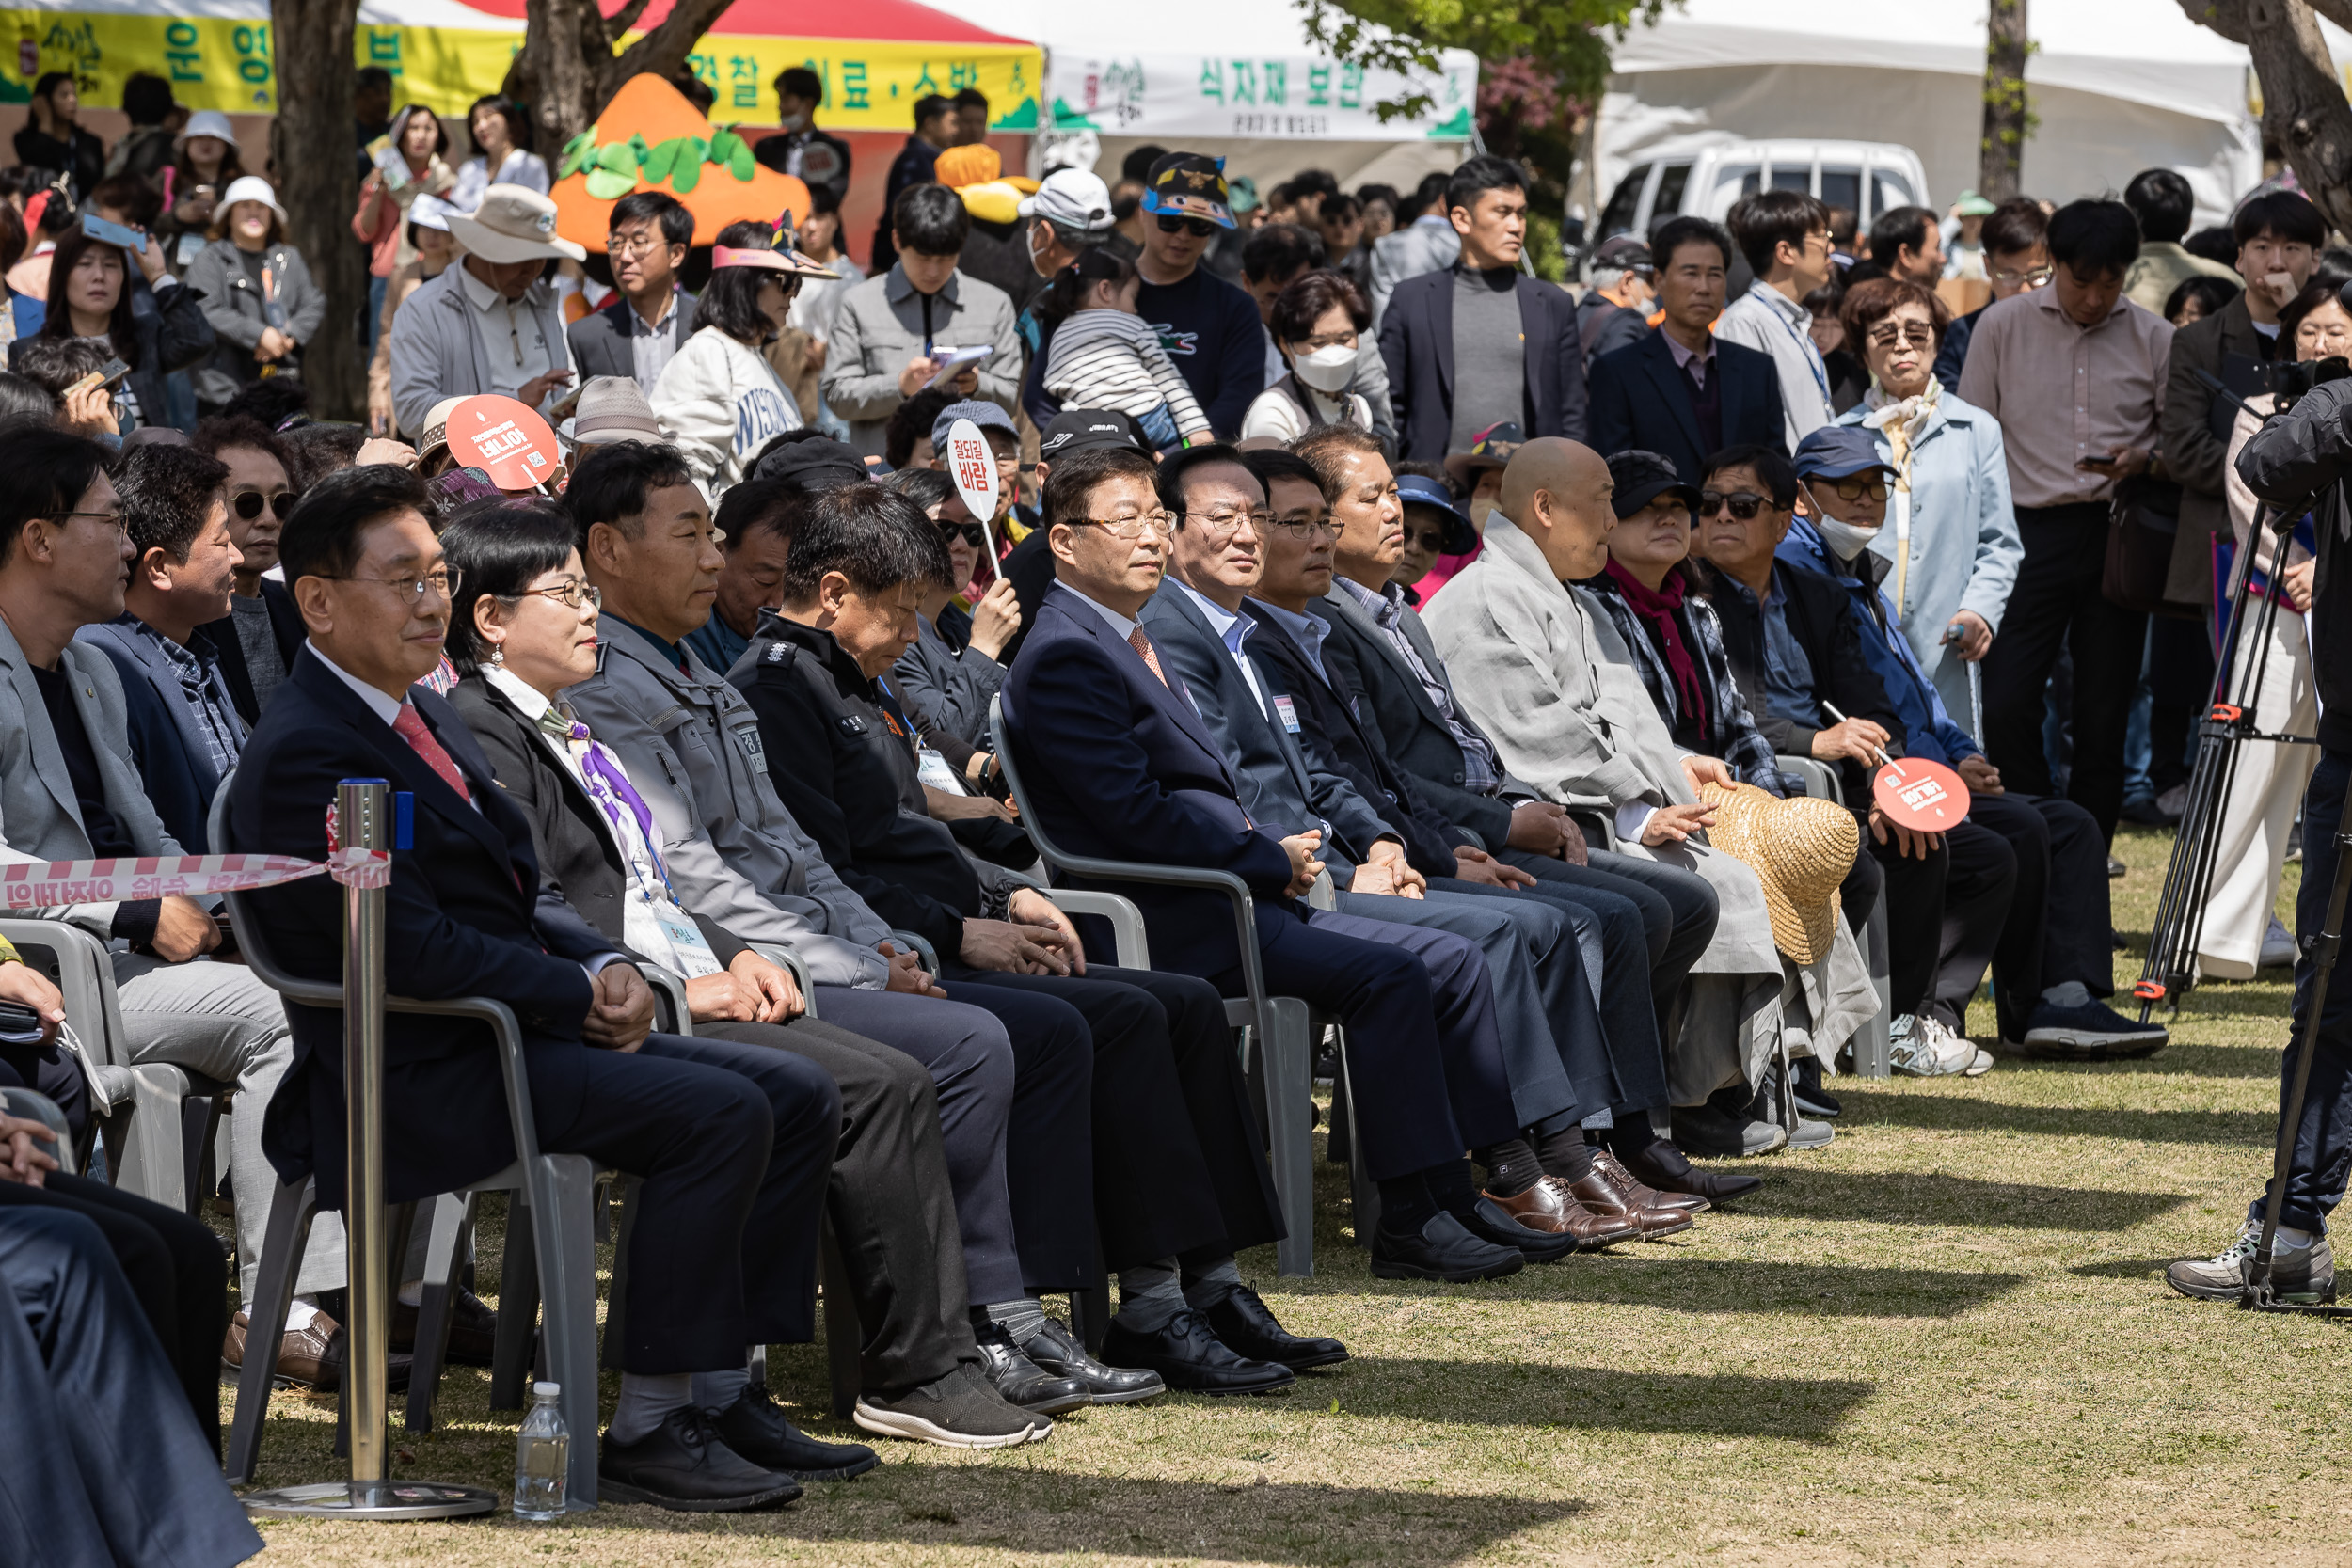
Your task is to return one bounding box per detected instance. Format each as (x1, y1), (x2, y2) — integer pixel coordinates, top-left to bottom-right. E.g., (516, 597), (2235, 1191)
(1603, 559), (1708, 746)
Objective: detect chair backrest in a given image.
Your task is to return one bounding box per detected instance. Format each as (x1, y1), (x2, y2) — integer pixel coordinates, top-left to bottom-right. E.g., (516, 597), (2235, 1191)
(207, 778), (339, 1008)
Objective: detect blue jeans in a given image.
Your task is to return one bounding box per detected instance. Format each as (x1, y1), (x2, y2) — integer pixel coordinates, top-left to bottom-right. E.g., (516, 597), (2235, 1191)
(1135, 402), (1181, 450)
(2251, 744), (2352, 1235)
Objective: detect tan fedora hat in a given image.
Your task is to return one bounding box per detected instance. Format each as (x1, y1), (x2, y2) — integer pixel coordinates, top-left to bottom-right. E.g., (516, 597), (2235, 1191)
(446, 183), (586, 265)
(1698, 781), (1858, 966)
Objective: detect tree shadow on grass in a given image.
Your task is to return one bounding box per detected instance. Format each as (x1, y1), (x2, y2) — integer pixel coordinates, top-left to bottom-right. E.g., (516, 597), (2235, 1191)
(1489, 1258), (2027, 1318)
(1324, 1358), (1871, 1442)
(1843, 1094), (2275, 1148)
(1738, 1168), (2188, 1230)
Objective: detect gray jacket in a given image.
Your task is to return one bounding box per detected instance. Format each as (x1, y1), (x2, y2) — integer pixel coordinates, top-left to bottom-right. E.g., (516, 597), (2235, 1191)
(820, 263), (1023, 457)
(183, 238), (328, 411)
(561, 617), (894, 988)
(890, 615), (1003, 749)
(1368, 216), (1460, 331)
(0, 617), (183, 937)
(386, 261), (570, 439)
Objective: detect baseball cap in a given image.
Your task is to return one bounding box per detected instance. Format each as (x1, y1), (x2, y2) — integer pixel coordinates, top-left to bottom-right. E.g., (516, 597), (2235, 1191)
(1018, 167), (1114, 235)
(1037, 409), (1142, 460)
(1793, 425), (1897, 482)
(1395, 474), (1477, 555)
(1226, 176), (1262, 216)
(753, 434), (868, 491)
(1590, 234), (1652, 273)
(1954, 189), (1998, 217)
(1139, 152), (1235, 229)
(1443, 420), (1524, 486)
(931, 399), (1016, 457)
(1604, 450), (1701, 520)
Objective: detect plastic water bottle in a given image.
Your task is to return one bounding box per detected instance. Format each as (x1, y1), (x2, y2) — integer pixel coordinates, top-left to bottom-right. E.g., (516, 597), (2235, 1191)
(513, 1382), (569, 1520)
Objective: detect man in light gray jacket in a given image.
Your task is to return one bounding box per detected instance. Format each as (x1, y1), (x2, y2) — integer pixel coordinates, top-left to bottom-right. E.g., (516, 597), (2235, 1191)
(1367, 171), (1461, 330)
(386, 184), (582, 437)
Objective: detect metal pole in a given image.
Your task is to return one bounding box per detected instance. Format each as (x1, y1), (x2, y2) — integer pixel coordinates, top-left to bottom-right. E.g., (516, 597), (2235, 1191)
(244, 781), (498, 1521)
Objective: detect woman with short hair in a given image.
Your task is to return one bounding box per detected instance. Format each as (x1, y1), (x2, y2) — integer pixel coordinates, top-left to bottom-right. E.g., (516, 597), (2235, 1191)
(1241, 267), (1375, 439)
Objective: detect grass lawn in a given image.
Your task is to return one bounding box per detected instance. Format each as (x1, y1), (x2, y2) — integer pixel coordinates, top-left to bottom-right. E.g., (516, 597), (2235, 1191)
(226, 824), (2352, 1565)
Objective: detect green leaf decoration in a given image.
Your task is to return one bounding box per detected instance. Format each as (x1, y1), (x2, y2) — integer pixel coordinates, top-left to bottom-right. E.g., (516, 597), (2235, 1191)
(707, 128), (742, 164)
(641, 136), (680, 183)
(597, 140), (640, 177)
(669, 136), (707, 193)
(729, 143), (755, 182)
(584, 166), (637, 199)
(558, 127), (597, 181)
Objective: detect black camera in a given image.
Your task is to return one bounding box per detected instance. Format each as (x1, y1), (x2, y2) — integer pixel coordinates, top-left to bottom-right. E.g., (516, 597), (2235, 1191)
(2268, 355), (2352, 407)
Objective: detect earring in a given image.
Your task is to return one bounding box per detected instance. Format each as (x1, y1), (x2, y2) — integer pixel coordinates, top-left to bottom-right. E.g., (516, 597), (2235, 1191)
(490, 646), (505, 668)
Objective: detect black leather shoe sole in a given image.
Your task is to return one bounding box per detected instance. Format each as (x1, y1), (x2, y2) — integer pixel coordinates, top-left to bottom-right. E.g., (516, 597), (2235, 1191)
(1369, 1246), (1524, 1283)
(1250, 1339), (1349, 1371)
(1149, 1361), (1295, 1396)
(596, 1471), (803, 1513)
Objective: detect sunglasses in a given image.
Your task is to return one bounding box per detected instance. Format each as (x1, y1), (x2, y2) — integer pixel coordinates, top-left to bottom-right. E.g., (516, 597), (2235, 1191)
(231, 489), (295, 521)
(1154, 214), (1218, 238)
(1821, 473), (1891, 502)
(937, 521), (985, 547)
(1698, 489), (1769, 520)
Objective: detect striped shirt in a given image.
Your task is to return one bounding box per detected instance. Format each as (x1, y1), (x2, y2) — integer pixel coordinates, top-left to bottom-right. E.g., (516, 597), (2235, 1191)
(1041, 309), (1210, 434)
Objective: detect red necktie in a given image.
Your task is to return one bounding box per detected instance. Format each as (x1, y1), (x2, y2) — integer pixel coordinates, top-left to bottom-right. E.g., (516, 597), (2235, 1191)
(1128, 626), (1169, 688)
(393, 703), (472, 803)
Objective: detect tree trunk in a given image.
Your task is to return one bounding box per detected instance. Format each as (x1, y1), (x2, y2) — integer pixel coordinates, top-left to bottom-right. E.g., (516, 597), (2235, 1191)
(504, 0), (740, 156)
(2242, 0), (2352, 237)
(1978, 0), (2030, 200)
(270, 0), (365, 420)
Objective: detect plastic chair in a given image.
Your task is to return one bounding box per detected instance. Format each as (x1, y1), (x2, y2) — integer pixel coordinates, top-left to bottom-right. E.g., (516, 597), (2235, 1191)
(1774, 754), (1891, 1079)
(987, 696), (1346, 1278)
(0, 917), (229, 1203)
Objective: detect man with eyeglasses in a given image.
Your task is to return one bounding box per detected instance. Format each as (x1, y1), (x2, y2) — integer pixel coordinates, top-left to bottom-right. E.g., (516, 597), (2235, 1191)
(189, 416), (303, 723)
(1718, 189), (1838, 450)
(1131, 152), (1266, 441)
(1931, 198), (2048, 395)
(0, 424), (358, 1392)
(568, 190), (697, 396)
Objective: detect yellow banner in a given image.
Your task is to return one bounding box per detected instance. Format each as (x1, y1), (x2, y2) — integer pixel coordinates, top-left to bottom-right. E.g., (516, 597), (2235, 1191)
(0, 11), (1042, 131)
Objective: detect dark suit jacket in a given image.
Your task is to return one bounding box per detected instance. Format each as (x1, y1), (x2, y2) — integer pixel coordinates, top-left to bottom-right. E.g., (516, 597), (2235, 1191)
(199, 579), (306, 727)
(1311, 580), (1517, 850)
(565, 288), (697, 384)
(83, 624), (240, 853)
(225, 650), (624, 1208)
(1701, 559), (1903, 803)
(1378, 265), (1589, 462)
(2161, 292), (2276, 603)
(1137, 582), (1391, 873)
(999, 584), (1297, 977)
(1586, 329), (1786, 483)
(443, 673), (747, 971)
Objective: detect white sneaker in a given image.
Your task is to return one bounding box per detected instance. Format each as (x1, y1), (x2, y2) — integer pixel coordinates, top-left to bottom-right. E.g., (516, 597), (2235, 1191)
(1889, 1012), (1975, 1077)
(2261, 916), (2299, 969)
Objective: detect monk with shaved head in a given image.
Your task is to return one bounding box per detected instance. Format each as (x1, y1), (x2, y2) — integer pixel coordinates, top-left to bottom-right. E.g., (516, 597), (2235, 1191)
(1423, 436), (1881, 1171)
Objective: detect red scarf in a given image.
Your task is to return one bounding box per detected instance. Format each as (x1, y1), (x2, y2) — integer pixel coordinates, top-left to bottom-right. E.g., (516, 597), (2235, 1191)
(1603, 560), (1708, 745)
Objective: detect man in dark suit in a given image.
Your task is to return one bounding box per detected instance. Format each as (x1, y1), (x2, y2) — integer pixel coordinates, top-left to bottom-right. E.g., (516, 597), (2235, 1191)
(190, 417), (305, 725)
(566, 191), (698, 395)
(1003, 442), (1550, 1285)
(1377, 155), (1587, 464)
(227, 464), (865, 1509)
(1586, 215), (1786, 483)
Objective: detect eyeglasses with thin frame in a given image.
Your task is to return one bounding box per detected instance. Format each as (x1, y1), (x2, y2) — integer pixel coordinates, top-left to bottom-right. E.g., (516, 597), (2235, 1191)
(608, 230), (672, 259)
(1180, 506), (1272, 541)
(45, 508), (126, 530)
(326, 567), (463, 604)
(508, 578), (600, 610)
(1154, 214), (1217, 238)
(1698, 489), (1768, 521)
(1992, 263), (2055, 288)
(1066, 511), (1177, 540)
(1267, 514), (1343, 541)
(231, 489), (294, 522)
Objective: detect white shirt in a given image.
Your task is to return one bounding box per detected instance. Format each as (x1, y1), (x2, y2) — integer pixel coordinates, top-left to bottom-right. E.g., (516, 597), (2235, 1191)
(310, 644), (406, 726)
(458, 260), (553, 409)
(1717, 282), (1836, 449)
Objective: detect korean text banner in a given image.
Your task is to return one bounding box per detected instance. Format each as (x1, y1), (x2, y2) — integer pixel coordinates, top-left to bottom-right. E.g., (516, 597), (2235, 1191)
(1047, 47), (1477, 141)
(0, 8), (1043, 132)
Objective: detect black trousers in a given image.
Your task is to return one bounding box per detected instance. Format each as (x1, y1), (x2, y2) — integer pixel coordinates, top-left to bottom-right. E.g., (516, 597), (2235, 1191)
(0, 1034), (88, 1147)
(1868, 831), (1950, 1020)
(1930, 791), (2112, 1041)
(2261, 745), (2352, 1234)
(538, 1031), (837, 1374)
(0, 1206), (263, 1568)
(0, 1170), (228, 1455)
(1979, 501), (2147, 841)
(1506, 847), (1721, 1020)
(946, 964), (1279, 1274)
(698, 1016), (974, 1395)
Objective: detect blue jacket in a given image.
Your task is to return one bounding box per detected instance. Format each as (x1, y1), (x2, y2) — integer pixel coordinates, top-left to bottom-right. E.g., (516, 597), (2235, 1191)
(1777, 519), (1980, 766)
(1586, 327), (1785, 483)
(76, 618), (246, 852)
(999, 583), (1298, 978)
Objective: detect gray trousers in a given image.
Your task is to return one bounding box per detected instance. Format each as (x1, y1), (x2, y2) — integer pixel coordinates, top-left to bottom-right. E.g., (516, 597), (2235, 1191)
(1334, 884), (1583, 1131)
(113, 953), (346, 1306)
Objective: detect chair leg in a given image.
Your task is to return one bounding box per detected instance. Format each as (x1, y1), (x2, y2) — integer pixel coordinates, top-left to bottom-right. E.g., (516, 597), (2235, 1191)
(405, 1192), (473, 1433)
(179, 1094), (220, 1221)
(1259, 997), (1316, 1279)
(598, 1176), (639, 1373)
(489, 1196), (538, 1413)
(1066, 1284), (1110, 1355)
(223, 1177), (317, 1484)
(1857, 894), (1893, 1078)
(1325, 1043), (1352, 1166)
(531, 1153), (603, 1510)
(113, 1069), (189, 1212)
(818, 1221), (860, 1421)
(1338, 1032), (1379, 1245)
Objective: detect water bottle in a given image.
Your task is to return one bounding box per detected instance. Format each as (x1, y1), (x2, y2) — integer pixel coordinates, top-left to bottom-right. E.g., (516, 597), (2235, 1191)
(513, 1381), (569, 1520)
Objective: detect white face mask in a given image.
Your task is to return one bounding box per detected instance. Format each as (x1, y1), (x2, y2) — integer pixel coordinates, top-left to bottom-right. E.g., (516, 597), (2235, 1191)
(1812, 512), (1883, 562)
(1293, 342), (1357, 393)
(779, 111), (808, 133)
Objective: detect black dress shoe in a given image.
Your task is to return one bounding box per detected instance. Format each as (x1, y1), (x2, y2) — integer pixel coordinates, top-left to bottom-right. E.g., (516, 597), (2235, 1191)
(1369, 1211), (1524, 1282)
(975, 1321), (1091, 1415)
(598, 1406), (802, 1513)
(707, 1386), (881, 1481)
(1020, 1316), (1165, 1403)
(1622, 1138), (1763, 1203)
(1099, 1309), (1295, 1395)
(390, 1287), (498, 1367)
(1460, 1196), (1578, 1262)
(1196, 1284), (1348, 1370)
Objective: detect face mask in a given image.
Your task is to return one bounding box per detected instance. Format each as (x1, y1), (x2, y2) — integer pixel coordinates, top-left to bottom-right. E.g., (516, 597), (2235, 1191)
(779, 112), (808, 132)
(1812, 512), (1883, 562)
(1293, 342), (1357, 393)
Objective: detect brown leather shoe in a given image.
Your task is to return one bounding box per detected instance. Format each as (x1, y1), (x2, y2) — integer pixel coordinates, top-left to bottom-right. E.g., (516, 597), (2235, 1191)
(224, 1309), (414, 1393)
(390, 1288), (499, 1367)
(1567, 1161), (1695, 1241)
(1484, 1176), (1640, 1249)
(1591, 1148), (1709, 1212)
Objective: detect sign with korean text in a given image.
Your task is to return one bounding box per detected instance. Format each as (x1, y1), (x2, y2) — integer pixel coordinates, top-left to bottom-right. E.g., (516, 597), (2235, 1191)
(943, 416), (999, 562)
(1047, 46), (1478, 141)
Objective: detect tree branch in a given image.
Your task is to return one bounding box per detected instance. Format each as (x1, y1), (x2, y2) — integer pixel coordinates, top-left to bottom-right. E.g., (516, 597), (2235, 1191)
(606, 0), (654, 39)
(607, 0), (735, 111)
(2173, 0), (2252, 43)
(2301, 0), (2352, 33)
(2241, 0), (2352, 235)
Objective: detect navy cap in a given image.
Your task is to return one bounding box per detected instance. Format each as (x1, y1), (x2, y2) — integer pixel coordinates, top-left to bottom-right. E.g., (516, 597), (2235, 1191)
(931, 399), (1017, 456)
(1395, 474), (1478, 555)
(1604, 449), (1700, 520)
(1793, 425), (1896, 481)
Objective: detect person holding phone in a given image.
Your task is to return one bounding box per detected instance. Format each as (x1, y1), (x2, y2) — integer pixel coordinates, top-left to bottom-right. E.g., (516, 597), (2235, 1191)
(11, 216), (213, 436)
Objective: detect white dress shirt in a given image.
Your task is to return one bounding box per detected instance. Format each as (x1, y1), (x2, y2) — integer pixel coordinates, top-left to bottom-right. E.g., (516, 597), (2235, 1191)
(458, 260), (554, 409)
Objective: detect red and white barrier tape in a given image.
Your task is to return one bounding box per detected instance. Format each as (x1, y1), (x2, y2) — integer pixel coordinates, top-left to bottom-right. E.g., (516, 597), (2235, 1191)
(0, 847), (390, 910)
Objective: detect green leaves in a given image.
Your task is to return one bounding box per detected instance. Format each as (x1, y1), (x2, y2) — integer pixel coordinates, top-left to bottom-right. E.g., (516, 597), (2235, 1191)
(557, 127), (598, 181)
(641, 136), (679, 183)
(1295, 0), (1664, 119)
(564, 123), (756, 197)
(669, 135), (708, 193)
(584, 167), (636, 199)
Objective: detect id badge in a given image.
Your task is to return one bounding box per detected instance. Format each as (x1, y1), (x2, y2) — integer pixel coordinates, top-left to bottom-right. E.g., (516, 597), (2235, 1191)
(915, 747), (964, 795)
(655, 904), (724, 978)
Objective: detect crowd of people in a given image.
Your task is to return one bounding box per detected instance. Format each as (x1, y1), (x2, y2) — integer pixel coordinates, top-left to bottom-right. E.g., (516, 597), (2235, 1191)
(0, 59), (2344, 1560)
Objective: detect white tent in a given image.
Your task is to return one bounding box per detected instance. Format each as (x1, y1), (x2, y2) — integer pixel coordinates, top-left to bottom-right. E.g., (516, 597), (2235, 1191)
(1596, 0), (2278, 226)
(948, 0), (1477, 191)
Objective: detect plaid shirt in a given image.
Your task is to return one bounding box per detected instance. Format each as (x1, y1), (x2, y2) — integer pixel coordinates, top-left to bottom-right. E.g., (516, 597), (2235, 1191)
(1584, 572), (1790, 797)
(1333, 576), (1501, 796)
(131, 618), (241, 778)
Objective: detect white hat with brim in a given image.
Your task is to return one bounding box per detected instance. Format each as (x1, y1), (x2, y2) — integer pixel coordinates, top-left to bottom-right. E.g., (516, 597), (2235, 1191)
(177, 109), (236, 148)
(446, 184), (585, 265)
(217, 175), (285, 225)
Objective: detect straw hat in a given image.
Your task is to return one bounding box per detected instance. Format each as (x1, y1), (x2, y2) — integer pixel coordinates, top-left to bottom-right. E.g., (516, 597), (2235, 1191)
(1698, 781), (1858, 965)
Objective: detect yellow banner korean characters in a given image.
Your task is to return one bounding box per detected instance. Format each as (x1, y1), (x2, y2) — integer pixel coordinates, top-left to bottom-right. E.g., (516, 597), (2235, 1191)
(0, 10), (1041, 132)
